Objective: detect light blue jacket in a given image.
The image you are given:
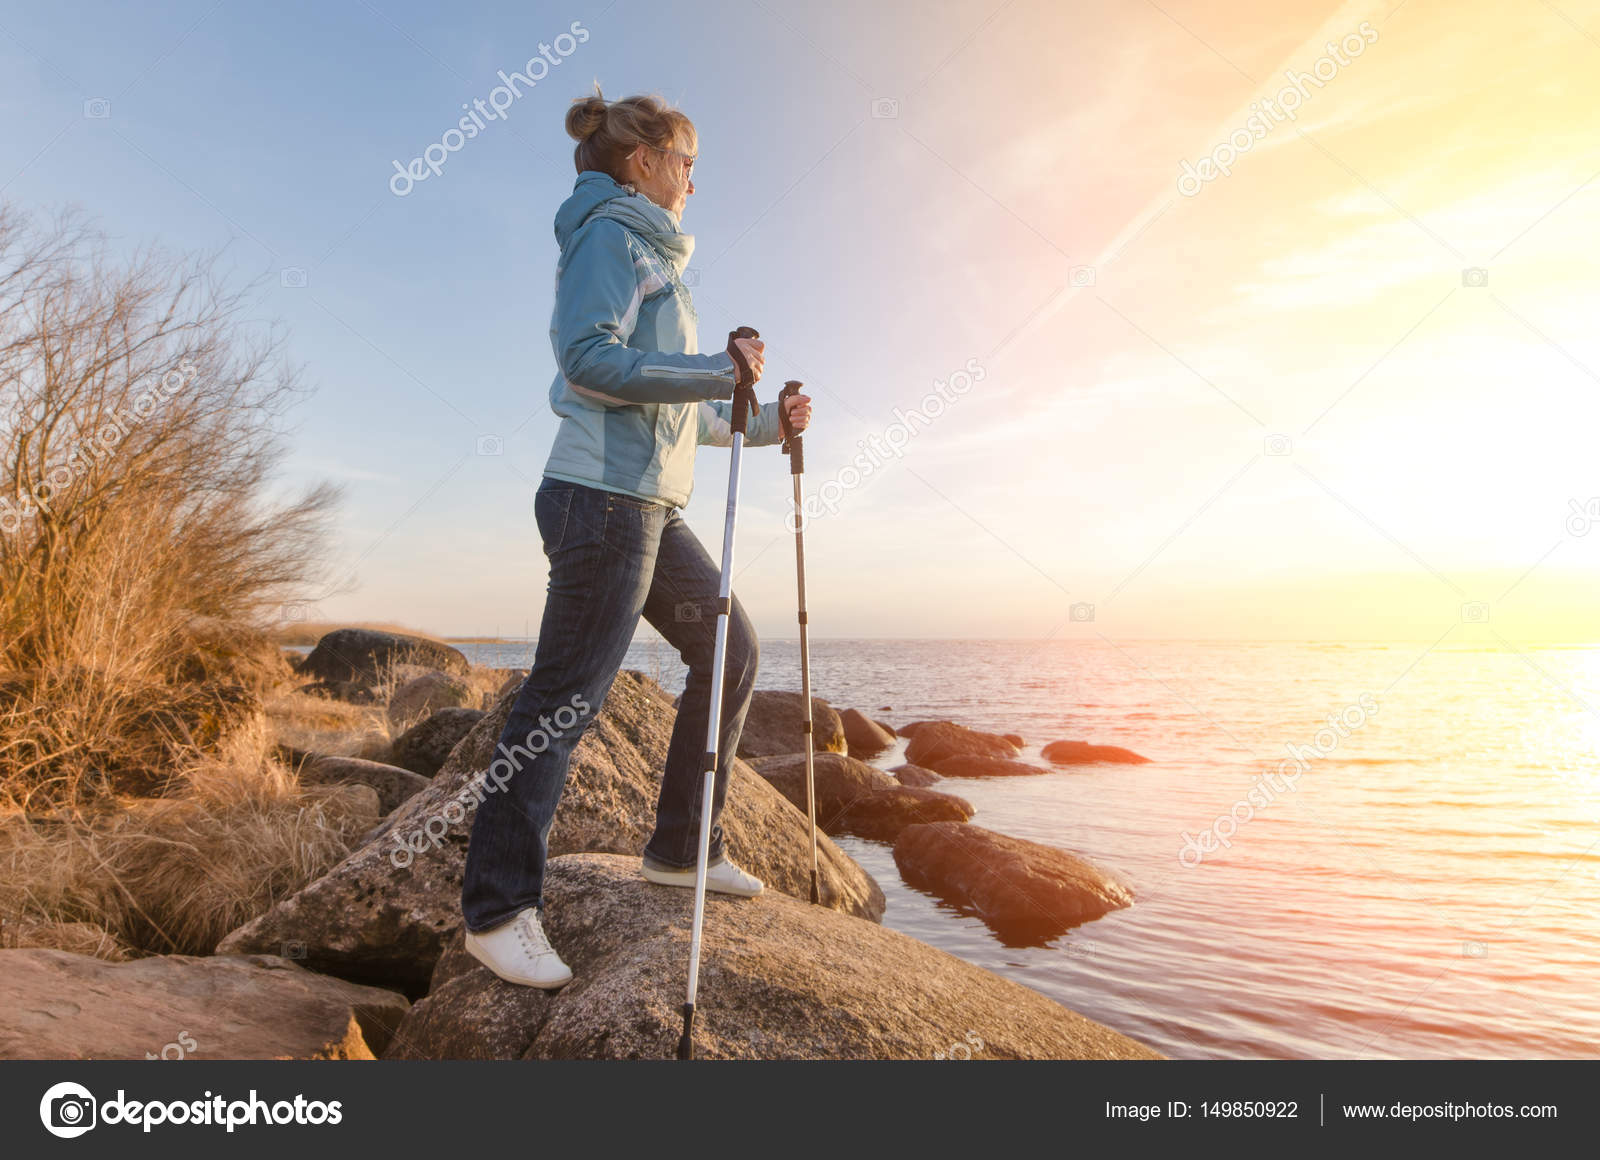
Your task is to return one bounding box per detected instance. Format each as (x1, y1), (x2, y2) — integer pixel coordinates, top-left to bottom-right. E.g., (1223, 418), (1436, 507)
(540, 170), (783, 508)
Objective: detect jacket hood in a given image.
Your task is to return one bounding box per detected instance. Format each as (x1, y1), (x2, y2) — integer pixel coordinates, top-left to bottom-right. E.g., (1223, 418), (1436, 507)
(553, 170), (695, 274)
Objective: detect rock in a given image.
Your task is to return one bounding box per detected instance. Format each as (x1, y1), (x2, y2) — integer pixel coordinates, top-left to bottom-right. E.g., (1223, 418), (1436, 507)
(747, 753), (973, 841)
(1042, 739), (1151, 765)
(0, 949), (409, 1060)
(839, 707), (895, 757)
(493, 669), (530, 704)
(891, 763), (941, 788)
(873, 718), (898, 738)
(391, 707), (485, 778)
(218, 672), (884, 993)
(927, 754), (1050, 778)
(893, 823), (1133, 945)
(842, 787), (975, 842)
(736, 691), (847, 759)
(1002, 732), (1025, 747)
(388, 671), (476, 729)
(384, 853), (1158, 1060)
(904, 720), (1019, 767)
(298, 755), (431, 814)
(298, 628), (469, 687)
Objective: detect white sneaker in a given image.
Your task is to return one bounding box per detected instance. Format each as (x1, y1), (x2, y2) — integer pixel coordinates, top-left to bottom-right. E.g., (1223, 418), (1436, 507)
(464, 907), (573, 989)
(641, 854), (764, 898)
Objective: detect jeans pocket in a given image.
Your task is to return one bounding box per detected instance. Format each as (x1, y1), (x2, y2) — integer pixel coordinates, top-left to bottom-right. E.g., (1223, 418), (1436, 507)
(605, 489), (666, 513)
(535, 482), (576, 555)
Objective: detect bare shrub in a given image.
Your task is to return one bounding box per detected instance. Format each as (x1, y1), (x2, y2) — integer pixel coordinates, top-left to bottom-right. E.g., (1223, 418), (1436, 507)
(0, 206), (340, 806)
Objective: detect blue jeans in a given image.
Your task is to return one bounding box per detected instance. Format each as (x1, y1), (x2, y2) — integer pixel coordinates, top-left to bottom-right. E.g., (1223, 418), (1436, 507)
(460, 477), (760, 931)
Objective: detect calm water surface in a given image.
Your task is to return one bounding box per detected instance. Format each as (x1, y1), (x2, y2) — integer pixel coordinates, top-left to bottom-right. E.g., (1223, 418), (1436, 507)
(451, 636), (1600, 1060)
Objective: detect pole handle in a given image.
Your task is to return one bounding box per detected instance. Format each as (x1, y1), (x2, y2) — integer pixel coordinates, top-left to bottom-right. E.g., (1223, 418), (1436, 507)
(778, 379), (805, 474)
(725, 326), (761, 437)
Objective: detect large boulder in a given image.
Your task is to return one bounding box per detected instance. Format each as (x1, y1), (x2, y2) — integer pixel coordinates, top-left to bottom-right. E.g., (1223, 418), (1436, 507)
(297, 755), (431, 814)
(904, 721), (1020, 767)
(0, 949), (408, 1060)
(748, 752), (973, 841)
(218, 672), (884, 993)
(391, 707), (485, 777)
(388, 670), (476, 729)
(384, 853), (1159, 1060)
(736, 691), (847, 758)
(893, 823), (1133, 945)
(928, 754), (1050, 778)
(298, 628), (469, 687)
(839, 708), (895, 757)
(1042, 739), (1151, 765)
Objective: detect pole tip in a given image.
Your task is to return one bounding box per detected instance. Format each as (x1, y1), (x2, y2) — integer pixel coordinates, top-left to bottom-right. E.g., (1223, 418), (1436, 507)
(677, 1002), (695, 1060)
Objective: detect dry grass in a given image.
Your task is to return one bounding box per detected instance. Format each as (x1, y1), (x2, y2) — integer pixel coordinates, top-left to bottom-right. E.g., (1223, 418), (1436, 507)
(269, 658), (513, 755)
(266, 684), (394, 763)
(0, 915), (132, 961)
(0, 720), (379, 957)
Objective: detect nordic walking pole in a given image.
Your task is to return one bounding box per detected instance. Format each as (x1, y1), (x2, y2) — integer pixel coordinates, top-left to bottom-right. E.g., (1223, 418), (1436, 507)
(777, 379), (820, 905)
(678, 324), (760, 1062)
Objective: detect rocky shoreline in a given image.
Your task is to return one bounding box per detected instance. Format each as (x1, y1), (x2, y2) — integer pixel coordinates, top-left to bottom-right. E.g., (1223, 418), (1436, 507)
(2, 627), (1158, 1061)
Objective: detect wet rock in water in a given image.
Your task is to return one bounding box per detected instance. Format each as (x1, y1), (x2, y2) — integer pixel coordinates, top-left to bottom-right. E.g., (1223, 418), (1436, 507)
(904, 721), (1020, 767)
(839, 707), (896, 757)
(1002, 732), (1025, 748)
(383, 853), (1159, 1060)
(391, 708), (485, 778)
(0, 949), (409, 1059)
(893, 822), (1133, 945)
(747, 752), (973, 841)
(735, 691), (848, 758)
(890, 763), (941, 787)
(925, 754), (1050, 778)
(1042, 739), (1150, 765)
(218, 672), (884, 993)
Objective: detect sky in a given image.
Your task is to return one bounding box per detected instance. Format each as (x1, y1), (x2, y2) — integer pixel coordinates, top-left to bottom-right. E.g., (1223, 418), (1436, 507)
(3, 0), (1599, 642)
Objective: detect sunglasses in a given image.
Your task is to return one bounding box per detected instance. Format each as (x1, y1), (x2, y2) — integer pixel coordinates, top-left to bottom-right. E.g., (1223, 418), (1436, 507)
(649, 144), (696, 175)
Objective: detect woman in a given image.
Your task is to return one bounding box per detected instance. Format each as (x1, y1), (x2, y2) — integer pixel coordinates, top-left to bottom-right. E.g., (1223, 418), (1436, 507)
(460, 90), (812, 988)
